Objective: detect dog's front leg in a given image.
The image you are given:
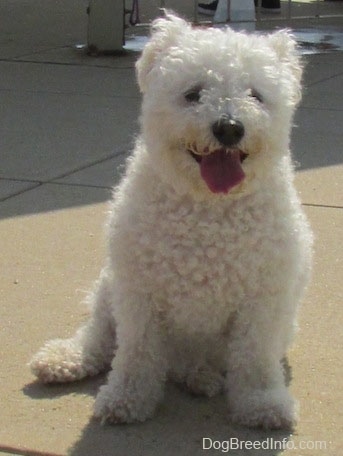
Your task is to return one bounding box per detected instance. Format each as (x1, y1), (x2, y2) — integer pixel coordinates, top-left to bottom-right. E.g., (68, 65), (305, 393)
(94, 293), (167, 424)
(226, 299), (297, 430)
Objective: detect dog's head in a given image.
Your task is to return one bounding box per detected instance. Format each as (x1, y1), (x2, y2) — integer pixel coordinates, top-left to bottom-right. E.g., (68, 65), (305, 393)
(136, 12), (302, 199)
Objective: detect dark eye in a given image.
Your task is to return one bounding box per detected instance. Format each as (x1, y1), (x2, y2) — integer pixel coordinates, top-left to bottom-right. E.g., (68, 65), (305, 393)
(184, 87), (202, 103)
(250, 89), (263, 103)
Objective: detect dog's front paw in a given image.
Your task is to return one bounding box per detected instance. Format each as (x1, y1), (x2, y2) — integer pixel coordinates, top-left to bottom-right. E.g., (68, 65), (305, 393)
(94, 385), (135, 424)
(229, 388), (297, 430)
(30, 338), (90, 383)
(94, 375), (163, 424)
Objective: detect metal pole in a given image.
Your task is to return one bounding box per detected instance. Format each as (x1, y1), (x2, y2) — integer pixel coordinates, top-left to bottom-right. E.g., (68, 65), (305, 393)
(287, 0), (292, 22)
(87, 0), (124, 54)
(256, 0), (261, 22)
(194, 0), (199, 24)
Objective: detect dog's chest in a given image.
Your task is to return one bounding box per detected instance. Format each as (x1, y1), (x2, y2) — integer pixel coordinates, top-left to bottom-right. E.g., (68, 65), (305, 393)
(136, 198), (274, 306)
(111, 190), (299, 333)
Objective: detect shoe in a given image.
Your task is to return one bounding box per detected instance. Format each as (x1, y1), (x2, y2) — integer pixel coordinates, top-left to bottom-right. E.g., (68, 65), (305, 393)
(198, 0), (218, 16)
(254, 0), (281, 13)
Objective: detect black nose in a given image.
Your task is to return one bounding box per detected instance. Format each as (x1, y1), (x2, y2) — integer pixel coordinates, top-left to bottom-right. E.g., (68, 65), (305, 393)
(212, 115), (245, 147)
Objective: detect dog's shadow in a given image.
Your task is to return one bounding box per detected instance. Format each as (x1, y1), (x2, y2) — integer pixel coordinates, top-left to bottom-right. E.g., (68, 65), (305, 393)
(67, 384), (293, 456)
(24, 361), (294, 456)
(23, 372), (107, 400)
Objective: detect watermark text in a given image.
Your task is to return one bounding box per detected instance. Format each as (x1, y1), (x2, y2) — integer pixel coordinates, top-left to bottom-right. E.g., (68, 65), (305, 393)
(202, 437), (329, 452)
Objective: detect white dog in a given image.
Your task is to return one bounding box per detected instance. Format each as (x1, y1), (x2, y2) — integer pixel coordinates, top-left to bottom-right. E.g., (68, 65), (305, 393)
(30, 13), (313, 429)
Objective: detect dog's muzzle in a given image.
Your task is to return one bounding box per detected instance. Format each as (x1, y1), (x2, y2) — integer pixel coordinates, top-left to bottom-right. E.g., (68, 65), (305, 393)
(186, 116), (248, 195)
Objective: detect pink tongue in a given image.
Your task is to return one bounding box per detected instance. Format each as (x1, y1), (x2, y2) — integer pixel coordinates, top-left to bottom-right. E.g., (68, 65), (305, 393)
(200, 149), (245, 194)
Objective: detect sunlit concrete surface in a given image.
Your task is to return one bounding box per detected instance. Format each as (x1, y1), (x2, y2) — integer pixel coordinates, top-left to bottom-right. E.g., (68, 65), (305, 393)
(0, 1), (342, 455)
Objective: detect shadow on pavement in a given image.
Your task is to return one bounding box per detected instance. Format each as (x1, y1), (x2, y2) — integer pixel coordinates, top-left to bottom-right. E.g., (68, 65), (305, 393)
(68, 384), (293, 456)
(23, 377), (294, 456)
(23, 373), (107, 400)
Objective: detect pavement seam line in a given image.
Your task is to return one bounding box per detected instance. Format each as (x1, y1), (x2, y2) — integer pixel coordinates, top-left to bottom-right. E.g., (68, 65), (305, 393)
(0, 444), (63, 456)
(0, 181), (111, 204)
(302, 202), (343, 210)
(0, 56), (135, 71)
(306, 71), (343, 88)
(298, 105), (343, 112)
(0, 183), (42, 203)
(50, 181), (113, 190)
(0, 149), (129, 202)
(49, 149), (129, 182)
(0, 86), (140, 100)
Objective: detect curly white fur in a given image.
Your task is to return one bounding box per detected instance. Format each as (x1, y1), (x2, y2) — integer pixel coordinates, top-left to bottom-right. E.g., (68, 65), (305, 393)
(30, 13), (313, 429)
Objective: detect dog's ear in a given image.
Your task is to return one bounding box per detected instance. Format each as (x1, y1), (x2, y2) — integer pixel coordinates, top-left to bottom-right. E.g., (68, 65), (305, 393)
(268, 30), (303, 105)
(136, 11), (189, 93)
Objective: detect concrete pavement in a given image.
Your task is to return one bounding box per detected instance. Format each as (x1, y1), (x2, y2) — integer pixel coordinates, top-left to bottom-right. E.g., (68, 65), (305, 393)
(0, 1), (342, 455)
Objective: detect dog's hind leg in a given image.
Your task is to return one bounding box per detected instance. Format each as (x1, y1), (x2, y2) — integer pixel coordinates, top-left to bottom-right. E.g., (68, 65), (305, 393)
(30, 267), (116, 383)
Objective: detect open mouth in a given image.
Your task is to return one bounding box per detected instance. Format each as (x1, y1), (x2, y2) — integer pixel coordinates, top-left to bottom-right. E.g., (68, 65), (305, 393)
(188, 146), (248, 194)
